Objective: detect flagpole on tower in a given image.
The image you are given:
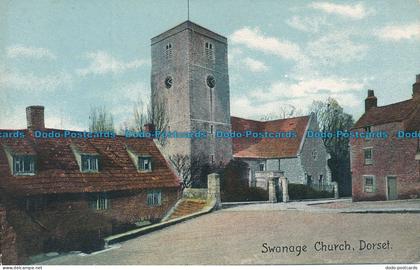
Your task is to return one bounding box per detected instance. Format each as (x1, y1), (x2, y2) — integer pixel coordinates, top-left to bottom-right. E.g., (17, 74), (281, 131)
(188, 0), (190, 21)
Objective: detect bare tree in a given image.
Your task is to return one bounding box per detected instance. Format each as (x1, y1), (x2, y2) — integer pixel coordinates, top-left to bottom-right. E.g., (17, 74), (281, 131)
(260, 104), (304, 120)
(169, 154), (208, 189)
(127, 97), (169, 145)
(89, 105), (115, 132)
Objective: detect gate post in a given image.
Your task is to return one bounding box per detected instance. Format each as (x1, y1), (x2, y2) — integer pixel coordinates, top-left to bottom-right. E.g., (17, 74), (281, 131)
(332, 181), (339, 199)
(280, 176), (289, 203)
(268, 178), (278, 203)
(207, 173), (221, 210)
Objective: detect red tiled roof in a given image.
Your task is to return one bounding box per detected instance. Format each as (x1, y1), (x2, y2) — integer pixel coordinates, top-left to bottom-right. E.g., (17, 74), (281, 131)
(231, 115), (310, 159)
(0, 129), (180, 196)
(353, 98), (420, 130)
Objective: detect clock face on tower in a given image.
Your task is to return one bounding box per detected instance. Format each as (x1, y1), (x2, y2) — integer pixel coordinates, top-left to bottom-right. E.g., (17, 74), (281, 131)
(206, 75), (216, 88)
(165, 76), (173, 89)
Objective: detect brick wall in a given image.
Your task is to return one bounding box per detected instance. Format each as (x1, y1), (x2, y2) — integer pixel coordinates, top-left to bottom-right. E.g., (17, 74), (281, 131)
(350, 122), (420, 201)
(0, 206), (18, 265)
(4, 188), (179, 263)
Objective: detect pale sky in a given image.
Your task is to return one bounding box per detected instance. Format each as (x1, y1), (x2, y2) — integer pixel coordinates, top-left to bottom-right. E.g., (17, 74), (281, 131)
(1, 0), (419, 130)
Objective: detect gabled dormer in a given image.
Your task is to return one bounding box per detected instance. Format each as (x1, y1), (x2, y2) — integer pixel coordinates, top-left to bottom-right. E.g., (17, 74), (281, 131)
(70, 143), (100, 173)
(2, 144), (37, 176)
(126, 145), (153, 172)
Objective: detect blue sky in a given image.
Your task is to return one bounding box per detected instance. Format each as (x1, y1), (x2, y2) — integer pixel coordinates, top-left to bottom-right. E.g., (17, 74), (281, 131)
(1, 0), (419, 130)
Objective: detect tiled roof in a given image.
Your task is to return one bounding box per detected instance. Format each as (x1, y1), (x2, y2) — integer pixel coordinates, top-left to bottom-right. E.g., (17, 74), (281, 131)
(353, 98), (420, 130)
(0, 130), (180, 196)
(231, 115), (310, 159)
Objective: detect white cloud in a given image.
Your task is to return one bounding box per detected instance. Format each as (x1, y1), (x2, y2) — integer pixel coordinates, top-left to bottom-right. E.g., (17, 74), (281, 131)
(375, 22), (420, 41)
(76, 51), (147, 76)
(6, 45), (56, 60)
(243, 57), (269, 72)
(0, 69), (71, 92)
(309, 2), (372, 19)
(231, 77), (363, 118)
(286, 16), (330, 33)
(307, 32), (368, 66)
(107, 81), (149, 104)
(230, 27), (306, 62)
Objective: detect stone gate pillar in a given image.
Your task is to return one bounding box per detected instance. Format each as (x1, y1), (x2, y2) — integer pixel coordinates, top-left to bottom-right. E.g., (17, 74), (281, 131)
(280, 176), (289, 203)
(332, 181), (339, 199)
(207, 173), (221, 210)
(268, 178), (278, 203)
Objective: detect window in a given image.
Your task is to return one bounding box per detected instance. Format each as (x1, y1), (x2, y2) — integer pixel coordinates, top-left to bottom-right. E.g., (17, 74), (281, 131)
(307, 175), (312, 186)
(259, 163), (265, 171)
(364, 148), (373, 165)
(89, 193), (110, 210)
(205, 42), (214, 61)
(81, 155), (98, 172)
(210, 125), (214, 134)
(165, 43), (173, 61)
(311, 150), (318, 160)
(364, 126), (372, 141)
(319, 175), (323, 186)
(210, 154), (215, 164)
(13, 155), (35, 175)
(139, 157), (152, 171)
(364, 176), (375, 193)
(147, 190), (161, 206)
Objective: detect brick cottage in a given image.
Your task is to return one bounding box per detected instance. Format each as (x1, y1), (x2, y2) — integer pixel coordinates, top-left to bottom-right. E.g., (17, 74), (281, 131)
(0, 106), (181, 264)
(350, 75), (420, 201)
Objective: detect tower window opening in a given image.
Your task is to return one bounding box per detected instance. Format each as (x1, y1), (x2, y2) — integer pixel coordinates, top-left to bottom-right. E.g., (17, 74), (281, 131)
(165, 43), (173, 61)
(205, 42), (214, 61)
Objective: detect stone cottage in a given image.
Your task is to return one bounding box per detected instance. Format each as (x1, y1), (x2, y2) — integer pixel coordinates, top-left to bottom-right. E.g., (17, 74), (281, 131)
(231, 114), (332, 190)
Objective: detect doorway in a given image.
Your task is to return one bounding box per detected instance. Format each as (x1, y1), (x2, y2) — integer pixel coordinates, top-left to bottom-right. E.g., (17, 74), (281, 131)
(386, 176), (397, 200)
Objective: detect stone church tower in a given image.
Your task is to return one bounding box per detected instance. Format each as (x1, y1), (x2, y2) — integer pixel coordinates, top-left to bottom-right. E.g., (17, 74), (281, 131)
(151, 21), (232, 165)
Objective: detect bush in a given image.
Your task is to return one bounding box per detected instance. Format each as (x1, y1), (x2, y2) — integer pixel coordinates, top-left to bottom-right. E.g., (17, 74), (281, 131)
(288, 183), (333, 200)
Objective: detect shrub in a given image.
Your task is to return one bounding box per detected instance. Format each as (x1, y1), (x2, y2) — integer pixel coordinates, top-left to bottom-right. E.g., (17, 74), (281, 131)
(288, 183), (333, 200)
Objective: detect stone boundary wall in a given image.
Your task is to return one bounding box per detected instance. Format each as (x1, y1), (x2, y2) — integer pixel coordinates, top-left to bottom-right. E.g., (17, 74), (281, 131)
(182, 188), (208, 200)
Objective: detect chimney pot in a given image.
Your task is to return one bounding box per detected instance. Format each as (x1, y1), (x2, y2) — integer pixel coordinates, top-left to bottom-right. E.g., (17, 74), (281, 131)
(26, 106), (45, 130)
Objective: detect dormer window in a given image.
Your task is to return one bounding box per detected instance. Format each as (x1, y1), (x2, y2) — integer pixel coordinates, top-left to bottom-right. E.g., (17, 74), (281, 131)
(81, 155), (99, 172)
(126, 145), (153, 172)
(13, 155), (35, 175)
(139, 156), (152, 172)
(70, 143), (100, 173)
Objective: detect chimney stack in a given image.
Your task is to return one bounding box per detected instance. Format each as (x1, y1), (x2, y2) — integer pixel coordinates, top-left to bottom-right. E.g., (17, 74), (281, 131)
(26, 106), (45, 130)
(365, 89), (377, 112)
(412, 74), (420, 99)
